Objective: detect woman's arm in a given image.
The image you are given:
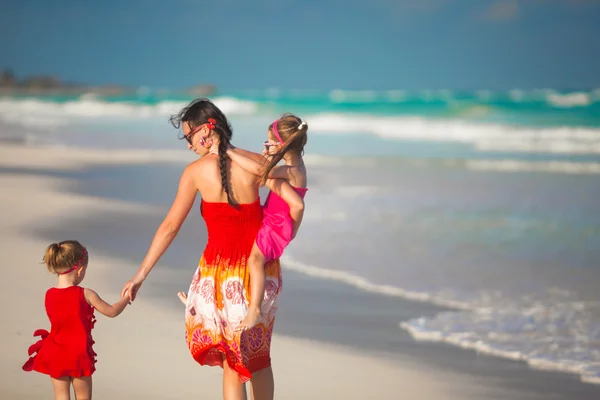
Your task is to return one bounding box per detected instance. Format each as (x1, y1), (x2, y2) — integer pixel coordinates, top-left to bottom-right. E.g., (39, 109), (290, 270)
(266, 179), (305, 239)
(121, 165), (198, 301)
(138, 165), (197, 278)
(84, 288), (129, 318)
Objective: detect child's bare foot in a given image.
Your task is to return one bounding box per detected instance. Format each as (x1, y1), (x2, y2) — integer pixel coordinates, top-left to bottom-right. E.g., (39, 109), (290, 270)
(177, 292), (187, 305)
(235, 309), (263, 332)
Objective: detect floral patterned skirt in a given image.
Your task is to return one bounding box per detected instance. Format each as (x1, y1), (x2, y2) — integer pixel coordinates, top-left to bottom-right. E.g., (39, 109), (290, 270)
(184, 253), (282, 383)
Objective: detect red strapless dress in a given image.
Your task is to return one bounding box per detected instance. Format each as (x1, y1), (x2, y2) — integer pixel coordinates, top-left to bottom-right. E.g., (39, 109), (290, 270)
(185, 199), (282, 383)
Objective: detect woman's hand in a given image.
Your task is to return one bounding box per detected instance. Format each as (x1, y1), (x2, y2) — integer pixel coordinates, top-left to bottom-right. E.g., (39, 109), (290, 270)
(121, 274), (145, 302)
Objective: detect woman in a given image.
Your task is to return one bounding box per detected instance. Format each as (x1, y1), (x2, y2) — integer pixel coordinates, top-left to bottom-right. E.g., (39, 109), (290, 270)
(121, 98), (281, 400)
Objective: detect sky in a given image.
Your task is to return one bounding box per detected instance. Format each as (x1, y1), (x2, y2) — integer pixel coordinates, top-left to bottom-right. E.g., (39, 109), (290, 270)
(1, 0), (600, 91)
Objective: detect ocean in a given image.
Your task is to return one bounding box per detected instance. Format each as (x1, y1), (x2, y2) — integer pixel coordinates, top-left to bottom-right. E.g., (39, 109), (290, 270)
(2, 88), (600, 385)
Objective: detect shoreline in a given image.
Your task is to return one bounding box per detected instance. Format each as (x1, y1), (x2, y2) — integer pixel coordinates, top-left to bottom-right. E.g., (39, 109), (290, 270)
(0, 144), (465, 399)
(2, 142), (600, 399)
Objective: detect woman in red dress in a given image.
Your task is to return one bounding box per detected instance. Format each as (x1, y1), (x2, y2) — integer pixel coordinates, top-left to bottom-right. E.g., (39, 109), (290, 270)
(23, 240), (130, 400)
(121, 98), (282, 400)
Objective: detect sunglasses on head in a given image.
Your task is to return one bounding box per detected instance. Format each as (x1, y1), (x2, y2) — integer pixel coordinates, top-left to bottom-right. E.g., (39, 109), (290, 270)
(263, 141), (279, 150)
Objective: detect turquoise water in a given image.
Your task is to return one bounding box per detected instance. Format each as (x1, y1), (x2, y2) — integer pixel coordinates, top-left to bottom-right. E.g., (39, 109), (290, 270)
(2, 88), (600, 165)
(6, 88), (600, 127)
(227, 89), (600, 127)
(2, 89), (600, 383)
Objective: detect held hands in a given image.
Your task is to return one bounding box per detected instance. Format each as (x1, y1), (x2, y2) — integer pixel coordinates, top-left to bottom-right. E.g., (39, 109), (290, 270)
(121, 274), (145, 302)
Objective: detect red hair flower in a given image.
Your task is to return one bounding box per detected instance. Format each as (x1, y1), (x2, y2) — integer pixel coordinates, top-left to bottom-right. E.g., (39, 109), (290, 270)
(206, 118), (216, 130)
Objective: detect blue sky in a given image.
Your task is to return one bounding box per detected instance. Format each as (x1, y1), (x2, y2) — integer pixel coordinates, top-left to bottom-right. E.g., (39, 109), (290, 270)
(1, 0), (599, 91)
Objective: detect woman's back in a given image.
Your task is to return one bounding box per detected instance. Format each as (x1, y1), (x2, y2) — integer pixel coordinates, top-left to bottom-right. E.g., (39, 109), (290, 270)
(191, 155), (259, 205)
(192, 154), (262, 255)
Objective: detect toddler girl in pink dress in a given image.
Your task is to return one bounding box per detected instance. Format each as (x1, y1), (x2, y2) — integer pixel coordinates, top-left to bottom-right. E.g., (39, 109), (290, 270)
(227, 114), (308, 330)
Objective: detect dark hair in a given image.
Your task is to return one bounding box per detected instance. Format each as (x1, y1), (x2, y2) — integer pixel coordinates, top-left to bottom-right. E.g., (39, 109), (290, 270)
(169, 98), (235, 206)
(261, 113), (308, 184)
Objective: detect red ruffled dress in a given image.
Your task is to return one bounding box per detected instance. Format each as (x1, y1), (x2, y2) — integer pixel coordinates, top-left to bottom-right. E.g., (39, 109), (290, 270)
(23, 286), (97, 378)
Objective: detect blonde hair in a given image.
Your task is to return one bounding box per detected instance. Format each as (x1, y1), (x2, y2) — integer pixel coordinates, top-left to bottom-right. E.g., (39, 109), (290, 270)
(261, 113), (308, 184)
(42, 240), (88, 274)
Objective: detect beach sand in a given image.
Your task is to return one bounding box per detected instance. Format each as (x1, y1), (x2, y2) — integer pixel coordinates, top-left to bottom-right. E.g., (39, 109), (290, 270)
(3, 144), (600, 399)
(0, 144), (477, 399)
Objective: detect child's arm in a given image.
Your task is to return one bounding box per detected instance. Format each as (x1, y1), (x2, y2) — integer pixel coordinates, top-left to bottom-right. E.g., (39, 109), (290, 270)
(228, 146), (264, 163)
(227, 147), (293, 180)
(265, 179), (305, 239)
(84, 288), (129, 318)
(226, 147), (266, 177)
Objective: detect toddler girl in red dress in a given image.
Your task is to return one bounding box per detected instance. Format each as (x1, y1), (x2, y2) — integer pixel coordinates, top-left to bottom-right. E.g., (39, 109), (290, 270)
(23, 240), (130, 400)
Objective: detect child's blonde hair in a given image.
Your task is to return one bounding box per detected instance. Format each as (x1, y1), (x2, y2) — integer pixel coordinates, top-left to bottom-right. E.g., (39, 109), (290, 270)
(261, 113), (308, 184)
(43, 240), (88, 274)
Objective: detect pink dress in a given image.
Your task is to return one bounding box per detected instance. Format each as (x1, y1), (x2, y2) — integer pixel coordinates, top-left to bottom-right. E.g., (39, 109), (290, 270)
(256, 186), (308, 261)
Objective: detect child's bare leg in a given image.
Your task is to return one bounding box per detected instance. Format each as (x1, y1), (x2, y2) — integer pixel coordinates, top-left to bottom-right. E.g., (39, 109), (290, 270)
(235, 242), (266, 332)
(51, 376), (71, 400)
(177, 291), (187, 305)
(72, 376), (92, 400)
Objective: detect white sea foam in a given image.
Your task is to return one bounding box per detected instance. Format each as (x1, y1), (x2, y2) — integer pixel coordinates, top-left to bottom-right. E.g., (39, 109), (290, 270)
(280, 255), (600, 386)
(0, 96), (259, 129)
(280, 256), (472, 310)
(466, 160), (600, 174)
(546, 91), (592, 108)
(328, 89), (379, 103)
(385, 90), (407, 102)
(306, 113), (600, 155)
(399, 301), (600, 386)
(2, 94), (599, 156)
(509, 89), (525, 102)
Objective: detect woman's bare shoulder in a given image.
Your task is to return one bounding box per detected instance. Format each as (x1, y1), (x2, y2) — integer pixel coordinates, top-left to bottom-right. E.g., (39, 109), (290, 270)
(186, 155), (218, 171)
(181, 156), (219, 185)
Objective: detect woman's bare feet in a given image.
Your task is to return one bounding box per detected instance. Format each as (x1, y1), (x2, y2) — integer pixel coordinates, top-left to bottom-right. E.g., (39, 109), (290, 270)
(177, 292), (187, 305)
(235, 308), (263, 332)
